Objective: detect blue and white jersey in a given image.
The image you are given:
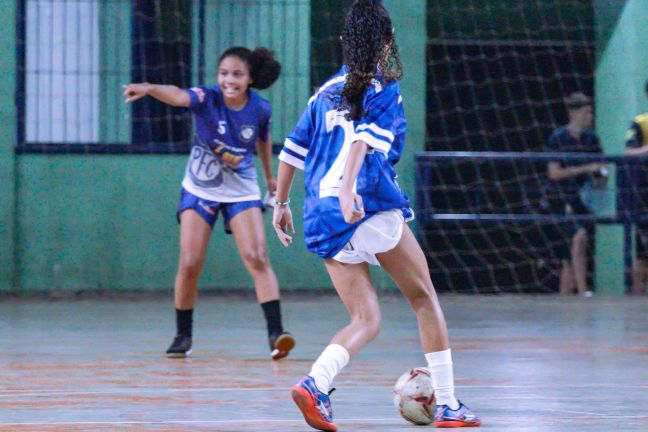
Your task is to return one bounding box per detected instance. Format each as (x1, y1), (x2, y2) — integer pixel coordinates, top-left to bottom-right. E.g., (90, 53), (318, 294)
(182, 85), (271, 202)
(279, 66), (410, 258)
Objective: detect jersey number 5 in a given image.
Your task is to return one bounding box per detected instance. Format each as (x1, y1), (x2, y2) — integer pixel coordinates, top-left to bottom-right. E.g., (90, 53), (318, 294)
(319, 109), (356, 198)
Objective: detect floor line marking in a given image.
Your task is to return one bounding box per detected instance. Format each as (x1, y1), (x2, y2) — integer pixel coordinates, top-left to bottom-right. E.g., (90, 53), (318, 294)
(1, 383), (647, 398)
(2, 414), (648, 427)
(0, 418), (404, 427)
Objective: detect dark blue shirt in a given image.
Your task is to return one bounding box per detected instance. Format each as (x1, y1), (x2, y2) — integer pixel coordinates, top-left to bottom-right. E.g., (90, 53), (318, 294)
(547, 127), (602, 203)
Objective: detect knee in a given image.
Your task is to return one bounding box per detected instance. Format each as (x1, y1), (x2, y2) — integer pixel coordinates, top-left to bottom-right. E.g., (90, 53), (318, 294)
(178, 254), (204, 280)
(399, 276), (436, 313)
(408, 289), (436, 314)
(351, 309), (382, 342)
(363, 317), (382, 342)
(241, 249), (270, 272)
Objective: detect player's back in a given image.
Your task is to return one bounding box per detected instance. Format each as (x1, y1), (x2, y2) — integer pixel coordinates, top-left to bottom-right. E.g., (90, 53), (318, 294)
(281, 66), (410, 258)
(303, 67), (407, 203)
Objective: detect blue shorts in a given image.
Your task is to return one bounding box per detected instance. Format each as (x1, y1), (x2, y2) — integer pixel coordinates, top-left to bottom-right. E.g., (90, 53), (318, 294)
(177, 188), (264, 234)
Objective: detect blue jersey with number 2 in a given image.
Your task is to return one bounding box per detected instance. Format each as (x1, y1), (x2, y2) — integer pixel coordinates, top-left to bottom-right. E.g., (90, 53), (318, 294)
(279, 66), (410, 258)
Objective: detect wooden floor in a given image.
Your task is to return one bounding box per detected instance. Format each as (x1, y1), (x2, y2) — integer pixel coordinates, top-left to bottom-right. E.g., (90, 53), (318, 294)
(1, 294), (647, 431)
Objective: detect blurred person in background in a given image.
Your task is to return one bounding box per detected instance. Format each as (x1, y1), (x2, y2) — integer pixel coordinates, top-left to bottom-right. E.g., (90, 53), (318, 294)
(624, 80), (648, 295)
(547, 92), (607, 296)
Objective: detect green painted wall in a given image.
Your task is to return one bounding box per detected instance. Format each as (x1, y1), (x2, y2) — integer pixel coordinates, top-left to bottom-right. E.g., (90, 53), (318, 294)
(384, 0), (426, 206)
(14, 155), (332, 292)
(595, 0), (648, 295)
(0, 0), (17, 292)
(16, 156), (183, 291)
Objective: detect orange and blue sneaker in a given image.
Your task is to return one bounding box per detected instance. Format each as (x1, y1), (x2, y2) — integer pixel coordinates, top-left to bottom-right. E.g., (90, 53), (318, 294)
(291, 376), (338, 432)
(434, 401), (481, 428)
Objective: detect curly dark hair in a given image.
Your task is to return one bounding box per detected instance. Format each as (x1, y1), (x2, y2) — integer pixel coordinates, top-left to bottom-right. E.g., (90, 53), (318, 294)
(340, 0), (403, 120)
(218, 46), (281, 90)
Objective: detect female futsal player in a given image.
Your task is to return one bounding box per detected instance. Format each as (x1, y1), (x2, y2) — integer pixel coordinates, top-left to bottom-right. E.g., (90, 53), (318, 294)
(272, 1), (480, 429)
(124, 47), (295, 360)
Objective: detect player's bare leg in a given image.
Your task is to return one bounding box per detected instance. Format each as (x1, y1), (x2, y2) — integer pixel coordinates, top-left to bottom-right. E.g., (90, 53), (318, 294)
(559, 260), (575, 295)
(324, 260), (381, 356)
(230, 207), (294, 359)
(167, 210), (212, 358)
(291, 260), (379, 432)
(571, 228), (589, 295)
(175, 210), (211, 309)
(378, 224), (480, 427)
(632, 258), (648, 295)
(230, 207), (279, 303)
(377, 225), (448, 353)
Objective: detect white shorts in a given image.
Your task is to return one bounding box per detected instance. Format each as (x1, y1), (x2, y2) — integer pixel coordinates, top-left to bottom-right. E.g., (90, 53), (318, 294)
(332, 209), (405, 266)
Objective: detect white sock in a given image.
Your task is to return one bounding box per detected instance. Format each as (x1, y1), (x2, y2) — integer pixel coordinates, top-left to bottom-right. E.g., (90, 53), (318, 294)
(309, 344), (350, 394)
(425, 348), (459, 410)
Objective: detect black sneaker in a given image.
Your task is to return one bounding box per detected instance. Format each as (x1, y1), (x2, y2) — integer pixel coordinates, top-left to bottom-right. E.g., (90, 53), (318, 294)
(269, 331), (296, 360)
(166, 334), (192, 358)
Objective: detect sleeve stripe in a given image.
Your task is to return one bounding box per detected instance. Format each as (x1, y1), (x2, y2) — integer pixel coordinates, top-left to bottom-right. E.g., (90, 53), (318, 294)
(279, 151), (305, 171)
(281, 146), (305, 162)
(353, 126), (394, 150)
(352, 132), (391, 154)
(284, 138), (308, 157)
(357, 126), (394, 145)
(356, 123), (395, 142)
(186, 88), (200, 107)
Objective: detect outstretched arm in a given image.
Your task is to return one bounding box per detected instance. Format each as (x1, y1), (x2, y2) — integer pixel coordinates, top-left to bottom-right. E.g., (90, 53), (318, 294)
(272, 161), (297, 246)
(338, 140), (369, 224)
(123, 83), (191, 107)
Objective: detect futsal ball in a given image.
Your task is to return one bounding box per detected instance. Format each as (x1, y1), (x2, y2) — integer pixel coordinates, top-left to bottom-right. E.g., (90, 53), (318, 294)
(393, 367), (436, 425)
